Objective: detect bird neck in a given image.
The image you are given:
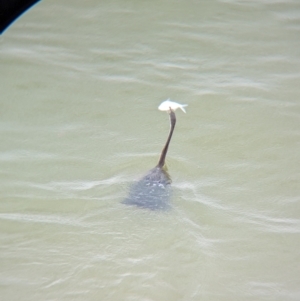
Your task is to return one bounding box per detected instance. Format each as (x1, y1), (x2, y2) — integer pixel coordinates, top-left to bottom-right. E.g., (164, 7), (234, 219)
(157, 110), (176, 168)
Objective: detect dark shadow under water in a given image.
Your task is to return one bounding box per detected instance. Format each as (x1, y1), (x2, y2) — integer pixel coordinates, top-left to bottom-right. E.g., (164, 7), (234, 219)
(122, 166), (172, 211)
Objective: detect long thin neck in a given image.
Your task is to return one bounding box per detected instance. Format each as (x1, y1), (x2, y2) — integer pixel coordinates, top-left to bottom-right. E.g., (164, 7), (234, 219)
(157, 110), (176, 168)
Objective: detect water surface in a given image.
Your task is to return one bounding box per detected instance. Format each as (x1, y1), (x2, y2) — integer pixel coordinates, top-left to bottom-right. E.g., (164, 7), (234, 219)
(1, 0), (300, 300)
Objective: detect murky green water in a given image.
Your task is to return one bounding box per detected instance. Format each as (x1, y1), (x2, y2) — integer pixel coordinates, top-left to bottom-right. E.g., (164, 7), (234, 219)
(1, 0), (300, 300)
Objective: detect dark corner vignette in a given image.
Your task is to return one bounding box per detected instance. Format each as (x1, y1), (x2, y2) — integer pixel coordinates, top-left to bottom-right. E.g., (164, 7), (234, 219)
(0, 0), (41, 34)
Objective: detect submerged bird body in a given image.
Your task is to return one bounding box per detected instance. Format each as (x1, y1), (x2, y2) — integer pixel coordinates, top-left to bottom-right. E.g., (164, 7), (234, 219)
(123, 103), (185, 210)
(122, 166), (172, 210)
